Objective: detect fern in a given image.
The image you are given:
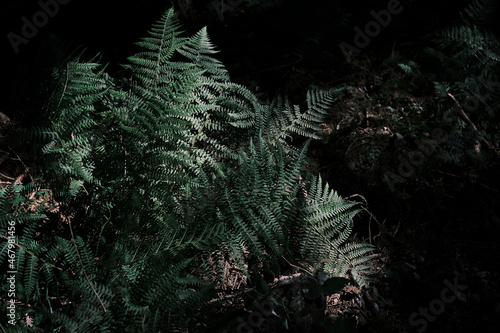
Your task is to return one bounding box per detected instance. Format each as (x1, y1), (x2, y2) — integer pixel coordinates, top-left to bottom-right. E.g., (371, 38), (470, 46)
(460, 0), (498, 27)
(256, 87), (346, 146)
(1, 7), (377, 332)
(432, 25), (500, 77)
(430, 0), (500, 78)
(427, 0), (500, 170)
(296, 175), (376, 288)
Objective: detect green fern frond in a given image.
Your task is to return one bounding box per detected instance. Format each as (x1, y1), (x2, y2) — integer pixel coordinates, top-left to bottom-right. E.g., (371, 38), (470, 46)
(253, 87), (346, 148)
(4, 7), (379, 331)
(432, 25), (500, 76)
(296, 175), (376, 288)
(460, 0), (498, 26)
(178, 26), (229, 81)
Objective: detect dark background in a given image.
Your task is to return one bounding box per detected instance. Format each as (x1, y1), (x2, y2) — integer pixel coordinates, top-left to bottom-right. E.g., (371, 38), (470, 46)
(1, 0), (481, 124)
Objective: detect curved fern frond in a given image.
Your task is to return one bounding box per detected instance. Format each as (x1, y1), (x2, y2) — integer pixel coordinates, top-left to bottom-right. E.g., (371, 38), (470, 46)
(296, 175), (376, 288)
(255, 87), (346, 147)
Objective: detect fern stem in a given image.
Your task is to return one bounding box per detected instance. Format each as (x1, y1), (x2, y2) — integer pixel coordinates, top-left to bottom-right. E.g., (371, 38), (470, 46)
(447, 92), (500, 156)
(56, 63), (69, 110)
(281, 256), (313, 276)
(67, 218), (107, 312)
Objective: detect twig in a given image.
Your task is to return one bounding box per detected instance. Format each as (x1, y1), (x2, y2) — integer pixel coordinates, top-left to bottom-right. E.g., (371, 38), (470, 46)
(0, 172), (15, 180)
(393, 219), (401, 237)
(8, 147), (35, 184)
(447, 93), (499, 156)
(345, 195), (376, 243)
(345, 139), (369, 156)
(345, 194), (368, 205)
(272, 272), (305, 287)
(207, 286), (257, 304)
(470, 179), (499, 193)
(281, 256), (313, 276)
(361, 206), (379, 244)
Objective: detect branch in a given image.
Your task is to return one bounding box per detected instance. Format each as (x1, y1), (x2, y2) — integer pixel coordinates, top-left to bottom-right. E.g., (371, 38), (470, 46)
(447, 93), (499, 156)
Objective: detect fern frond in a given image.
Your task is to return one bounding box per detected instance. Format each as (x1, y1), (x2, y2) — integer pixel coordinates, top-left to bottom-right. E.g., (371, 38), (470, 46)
(255, 87), (346, 147)
(6, 6), (379, 331)
(296, 175), (376, 288)
(432, 25), (500, 76)
(461, 0), (498, 26)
